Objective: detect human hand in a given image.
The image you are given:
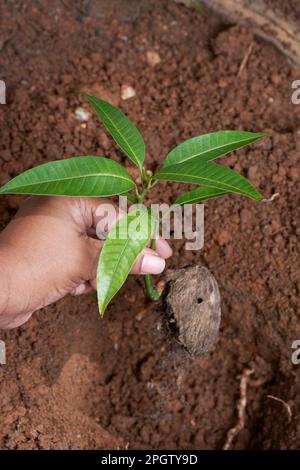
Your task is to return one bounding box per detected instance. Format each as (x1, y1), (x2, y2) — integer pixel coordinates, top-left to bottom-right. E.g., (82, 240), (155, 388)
(0, 196), (172, 329)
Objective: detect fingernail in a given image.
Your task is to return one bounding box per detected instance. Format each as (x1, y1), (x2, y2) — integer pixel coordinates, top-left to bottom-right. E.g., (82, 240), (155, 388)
(141, 254), (166, 275)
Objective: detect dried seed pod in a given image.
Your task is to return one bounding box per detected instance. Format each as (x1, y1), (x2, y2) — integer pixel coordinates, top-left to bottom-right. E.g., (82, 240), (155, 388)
(163, 265), (221, 356)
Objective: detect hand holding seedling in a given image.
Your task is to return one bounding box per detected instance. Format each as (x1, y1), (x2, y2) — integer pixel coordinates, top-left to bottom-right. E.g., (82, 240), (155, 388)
(0, 196), (171, 329)
(0, 94), (269, 325)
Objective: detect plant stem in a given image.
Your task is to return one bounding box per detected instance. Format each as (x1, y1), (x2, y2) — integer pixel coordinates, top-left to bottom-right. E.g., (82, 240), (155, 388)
(136, 187), (147, 203)
(144, 273), (162, 301)
(144, 218), (162, 302)
(136, 169), (163, 302)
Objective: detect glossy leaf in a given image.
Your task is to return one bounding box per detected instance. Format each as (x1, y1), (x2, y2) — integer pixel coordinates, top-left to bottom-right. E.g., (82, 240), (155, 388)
(154, 160), (263, 201)
(97, 209), (152, 316)
(175, 186), (229, 205)
(163, 131), (269, 168)
(0, 156), (136, 196)
(86, 94), (145, 170)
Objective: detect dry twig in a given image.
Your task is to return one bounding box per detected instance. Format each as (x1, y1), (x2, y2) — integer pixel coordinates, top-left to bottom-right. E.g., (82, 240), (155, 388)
(237, 42), (254, 77)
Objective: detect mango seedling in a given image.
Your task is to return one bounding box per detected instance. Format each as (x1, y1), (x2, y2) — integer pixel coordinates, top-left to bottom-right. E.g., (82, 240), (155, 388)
(0, 95), (269, 316)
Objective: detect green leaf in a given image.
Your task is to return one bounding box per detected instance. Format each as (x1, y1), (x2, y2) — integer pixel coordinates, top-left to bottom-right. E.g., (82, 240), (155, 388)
(175, 186), (230, 205)
(86, 94), (145, 170)
(154, 160), (263, 201)
(0, 156), (136, 196)
(97, 209), (152, 316)
(163, 131), (269, 168)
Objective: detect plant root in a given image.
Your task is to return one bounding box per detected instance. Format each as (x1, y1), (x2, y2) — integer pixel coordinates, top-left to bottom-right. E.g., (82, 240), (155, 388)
(267, 395), (292, 422)
(223, 368), (254, 450)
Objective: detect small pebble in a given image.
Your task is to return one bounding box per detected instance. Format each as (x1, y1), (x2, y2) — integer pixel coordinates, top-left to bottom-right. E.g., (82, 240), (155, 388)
(121, 84), (136, 100)
(75, 107), (91, 122)
(146, 51), (161, 66)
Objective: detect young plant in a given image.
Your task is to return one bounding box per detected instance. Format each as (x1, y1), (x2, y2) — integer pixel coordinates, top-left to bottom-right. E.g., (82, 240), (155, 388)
(0, 95), (269, 316)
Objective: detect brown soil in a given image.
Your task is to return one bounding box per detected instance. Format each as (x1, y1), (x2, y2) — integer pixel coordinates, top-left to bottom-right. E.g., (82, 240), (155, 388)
(0, 0), (300, 450)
